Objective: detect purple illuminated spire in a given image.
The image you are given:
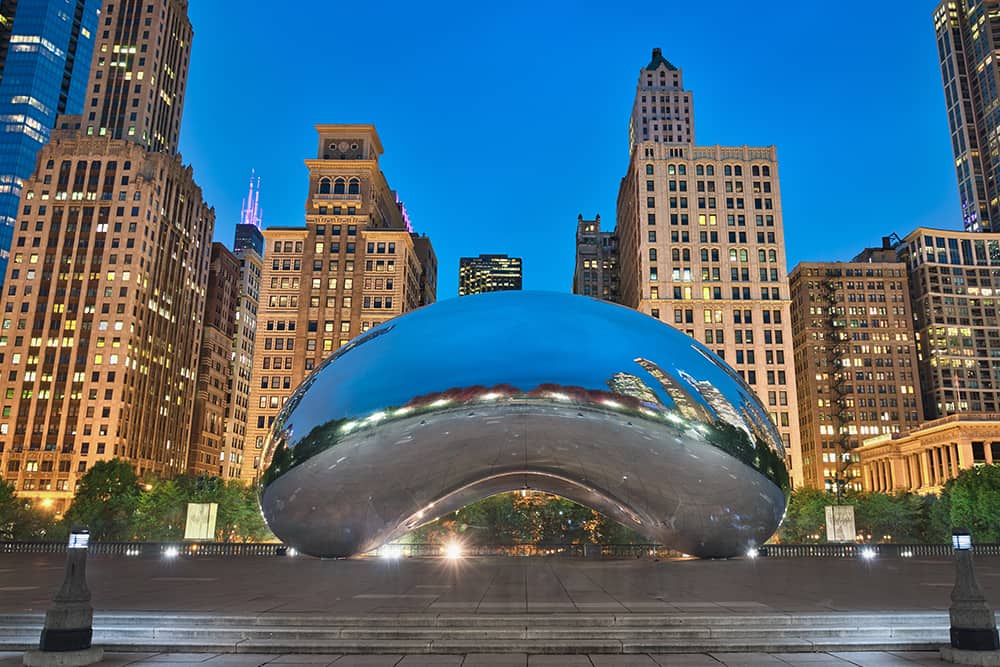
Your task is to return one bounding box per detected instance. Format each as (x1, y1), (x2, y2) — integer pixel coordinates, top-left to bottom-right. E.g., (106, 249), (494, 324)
(240, 169), (262, 229)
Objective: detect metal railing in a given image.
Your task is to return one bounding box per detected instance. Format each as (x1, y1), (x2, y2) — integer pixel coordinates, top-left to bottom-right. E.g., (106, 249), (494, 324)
(2, 541), (999, 559)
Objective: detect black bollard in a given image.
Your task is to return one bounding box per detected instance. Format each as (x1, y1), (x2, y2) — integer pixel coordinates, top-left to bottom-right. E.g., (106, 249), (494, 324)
(940, 529), (1000, 666)
(23, 527), (103, 667)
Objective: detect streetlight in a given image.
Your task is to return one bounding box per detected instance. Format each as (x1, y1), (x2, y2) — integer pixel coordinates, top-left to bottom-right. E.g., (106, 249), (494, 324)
(941, 528), (1000, 662)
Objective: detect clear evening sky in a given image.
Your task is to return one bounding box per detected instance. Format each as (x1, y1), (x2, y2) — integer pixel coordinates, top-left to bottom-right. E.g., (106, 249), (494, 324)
(178, 1), (957, 299)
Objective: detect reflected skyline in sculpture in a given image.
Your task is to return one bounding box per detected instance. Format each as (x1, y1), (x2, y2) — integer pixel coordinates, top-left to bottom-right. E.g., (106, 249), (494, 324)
(259, 291), (789, 559)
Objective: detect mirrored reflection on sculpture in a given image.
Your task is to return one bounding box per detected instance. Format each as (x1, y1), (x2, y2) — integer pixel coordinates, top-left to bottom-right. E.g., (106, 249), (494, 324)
(259, 291), (789, 559)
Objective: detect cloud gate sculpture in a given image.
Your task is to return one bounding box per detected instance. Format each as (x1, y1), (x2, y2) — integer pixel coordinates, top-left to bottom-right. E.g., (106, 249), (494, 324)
(259, 291), (789, 559)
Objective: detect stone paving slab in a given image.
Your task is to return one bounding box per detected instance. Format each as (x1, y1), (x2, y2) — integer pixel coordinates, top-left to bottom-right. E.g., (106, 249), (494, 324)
(0, 652), (966, 667)
(1, 555), (998, 616)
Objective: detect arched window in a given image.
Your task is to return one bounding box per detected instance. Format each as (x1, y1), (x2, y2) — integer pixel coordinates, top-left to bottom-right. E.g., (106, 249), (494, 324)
(758, 249), (767, 263)
(696, 165), (704, 176)
(711, 249), (720, 262)
(333, 178), (346, 195)
(672, 249), (680, 261)
(646, 164), (654, 175)
(318, 178), (331, 194)
(348, 178), (360, 195)
(682, 249), (691, 261)
(678, 165), (686, 175)
(729, 249), (738, 261)
(752, 166), (760, 177)
(700, 249), (709, 262)
(706, 165), (715, 176)
(649, 248), (657, 261)
(768, 249), (777, 262)
(762, 166), (770, 177)
(739, 249), (749, 262)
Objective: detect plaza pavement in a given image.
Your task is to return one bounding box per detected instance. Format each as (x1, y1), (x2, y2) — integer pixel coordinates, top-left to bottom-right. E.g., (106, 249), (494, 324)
(1, 553), (998, 614)
(0, 649), (970, 666)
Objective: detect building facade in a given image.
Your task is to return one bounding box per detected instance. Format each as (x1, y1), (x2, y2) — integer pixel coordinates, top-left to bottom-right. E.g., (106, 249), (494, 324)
(789, 260), (923, 492)
(857, 414), (1000, 493)
(242, 125), (436, 481)
(897, 227), (1000, 419)
(615, 50), (802, 485)
(458, 254), (522, 296)
(0, 0), (214, 511)
(933, 0), (1000, 232)
(0, 0), (101, 284)
(572, 214), (619, 302)
(188, 243), (239, 477)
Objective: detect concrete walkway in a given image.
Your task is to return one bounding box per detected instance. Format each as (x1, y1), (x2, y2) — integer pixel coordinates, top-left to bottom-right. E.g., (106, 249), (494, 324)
(0, 651), (962, 666)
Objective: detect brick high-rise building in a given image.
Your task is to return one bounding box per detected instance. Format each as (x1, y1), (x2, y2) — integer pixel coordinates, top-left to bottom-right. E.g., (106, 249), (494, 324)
(458, 254), (522, 296)
(0, 0), (101, 284)
(616, 49), (802, 486)
(933, 0), (1000, 232)
(897, 227), (1000, 418)
(228, 233), (262, 482)
(243, 125), (436, 481)
(189, 243), (239, 477)
(0, 0), (213, 511)
(789, 255), (923, 492)
(572, 214), (619, 302)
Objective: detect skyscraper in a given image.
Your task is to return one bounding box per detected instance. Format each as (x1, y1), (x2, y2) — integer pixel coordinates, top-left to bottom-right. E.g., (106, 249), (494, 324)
(458, 254), (522, 296)
(234, 170), (264, 257)
(789, 256), (923, 492)
(243, 124), (436, 481)
(0, 0), (101, 284)
(572, 214), (619, 302)
(189, 243), (240, 478)
(897, 227), (1000, 418)
(615, 49), (802, 486)
(933, 0), (1000, 232)
(0, 0), (213, 511)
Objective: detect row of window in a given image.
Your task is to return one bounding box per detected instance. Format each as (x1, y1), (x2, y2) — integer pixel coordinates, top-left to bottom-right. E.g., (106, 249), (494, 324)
(646, 196), (775, 210)
(645, 164), (772, 177)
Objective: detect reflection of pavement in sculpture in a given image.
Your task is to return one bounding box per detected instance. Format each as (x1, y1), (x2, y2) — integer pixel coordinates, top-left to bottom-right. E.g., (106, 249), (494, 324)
(259, 291), (789, 559)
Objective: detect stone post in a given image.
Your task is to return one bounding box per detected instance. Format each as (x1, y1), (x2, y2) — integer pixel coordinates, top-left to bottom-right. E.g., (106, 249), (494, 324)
(22, 527), (104, 667)
(941, 528), (1000, 666)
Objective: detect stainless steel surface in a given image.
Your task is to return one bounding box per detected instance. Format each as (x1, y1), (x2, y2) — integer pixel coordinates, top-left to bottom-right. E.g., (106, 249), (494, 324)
(259, 291), (789, 558)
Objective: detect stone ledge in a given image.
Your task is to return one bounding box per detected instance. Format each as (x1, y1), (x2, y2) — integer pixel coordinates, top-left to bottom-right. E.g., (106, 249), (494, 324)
(21, 646), (104, 667)
(942, 646), (1000, 666)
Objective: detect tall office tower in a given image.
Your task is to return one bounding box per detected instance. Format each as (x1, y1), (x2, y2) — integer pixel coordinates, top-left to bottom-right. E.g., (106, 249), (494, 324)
(229, 232), (262, 482)
(628, 48), (694, 149)
(188, 243), (239, 478)
(616, 49), (802, 486)
(0, 0), (101, 285)
(234, 170), (264, 256)
(897, 227), (1000, 418)
(243, 125), (437, 480)
(0, 0), (213, 511)
(933, 1), (1000, 232)
(572, 214), (619, 302)
(458, 254), (523, 296)
(789, 258), (923, 492)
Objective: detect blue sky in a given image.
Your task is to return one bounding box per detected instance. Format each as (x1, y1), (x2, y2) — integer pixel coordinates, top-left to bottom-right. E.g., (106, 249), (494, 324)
(177, 1), (958, 299)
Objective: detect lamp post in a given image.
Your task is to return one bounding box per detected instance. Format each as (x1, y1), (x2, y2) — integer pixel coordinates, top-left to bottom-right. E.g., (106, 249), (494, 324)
(22, 527), (103, 667)
(940, 528), (1000, 666)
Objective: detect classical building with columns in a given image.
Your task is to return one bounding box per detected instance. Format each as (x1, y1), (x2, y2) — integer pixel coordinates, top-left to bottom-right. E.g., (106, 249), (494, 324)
(856, 414), (1000, 493)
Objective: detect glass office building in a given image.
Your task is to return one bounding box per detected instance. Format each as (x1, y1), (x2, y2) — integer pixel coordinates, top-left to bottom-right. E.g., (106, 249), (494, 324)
(0, 0), (100, 283)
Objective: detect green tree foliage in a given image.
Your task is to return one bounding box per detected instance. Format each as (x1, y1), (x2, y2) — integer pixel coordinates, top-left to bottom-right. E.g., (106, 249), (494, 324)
(62, 459), (141, 541)
(133, 475), (272, 542)
(0, 478), (62, 540)
(777, 488), (830, 543)
(851, 492), (922, 543)
(946, 464), (1000, 542)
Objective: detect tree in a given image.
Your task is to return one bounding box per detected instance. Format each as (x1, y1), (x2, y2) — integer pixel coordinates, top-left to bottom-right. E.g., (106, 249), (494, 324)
(946, 464), (1000, 542)
(132, 478), (186, 542)
(0, 478), (61, 540)
(777, 488), (830, 543)
(63, 459), (141, 541)
(851, 492), (921, 543)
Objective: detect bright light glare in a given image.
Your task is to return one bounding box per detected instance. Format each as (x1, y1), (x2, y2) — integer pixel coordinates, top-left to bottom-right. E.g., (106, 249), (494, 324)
(666, 413), (683, 424)
(163, 546), (179, 559)
(393, 406), (414, 417)
(287, 547), (298, 557)
(480, 392), (502, 401)
(746, 547), (759, 559)
(381, 544), (402, 560)
(445, 542), (463, 560)
(900, 550), (913, 558)
(430, 398), (452, 407)
(860, 547), (877, 560)
(549, 392), (571, 402)
(366, 411), (386, 423)
(126, 548), (140, 557)
(601, 400), (622, 409)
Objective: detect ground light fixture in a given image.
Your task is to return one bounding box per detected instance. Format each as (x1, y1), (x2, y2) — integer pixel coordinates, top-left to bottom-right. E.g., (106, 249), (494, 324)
(745, 547), (759, 559)
(859, 546), (877, 560)
(445, 542), (464, 560)
(163, 546), (180, 559)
